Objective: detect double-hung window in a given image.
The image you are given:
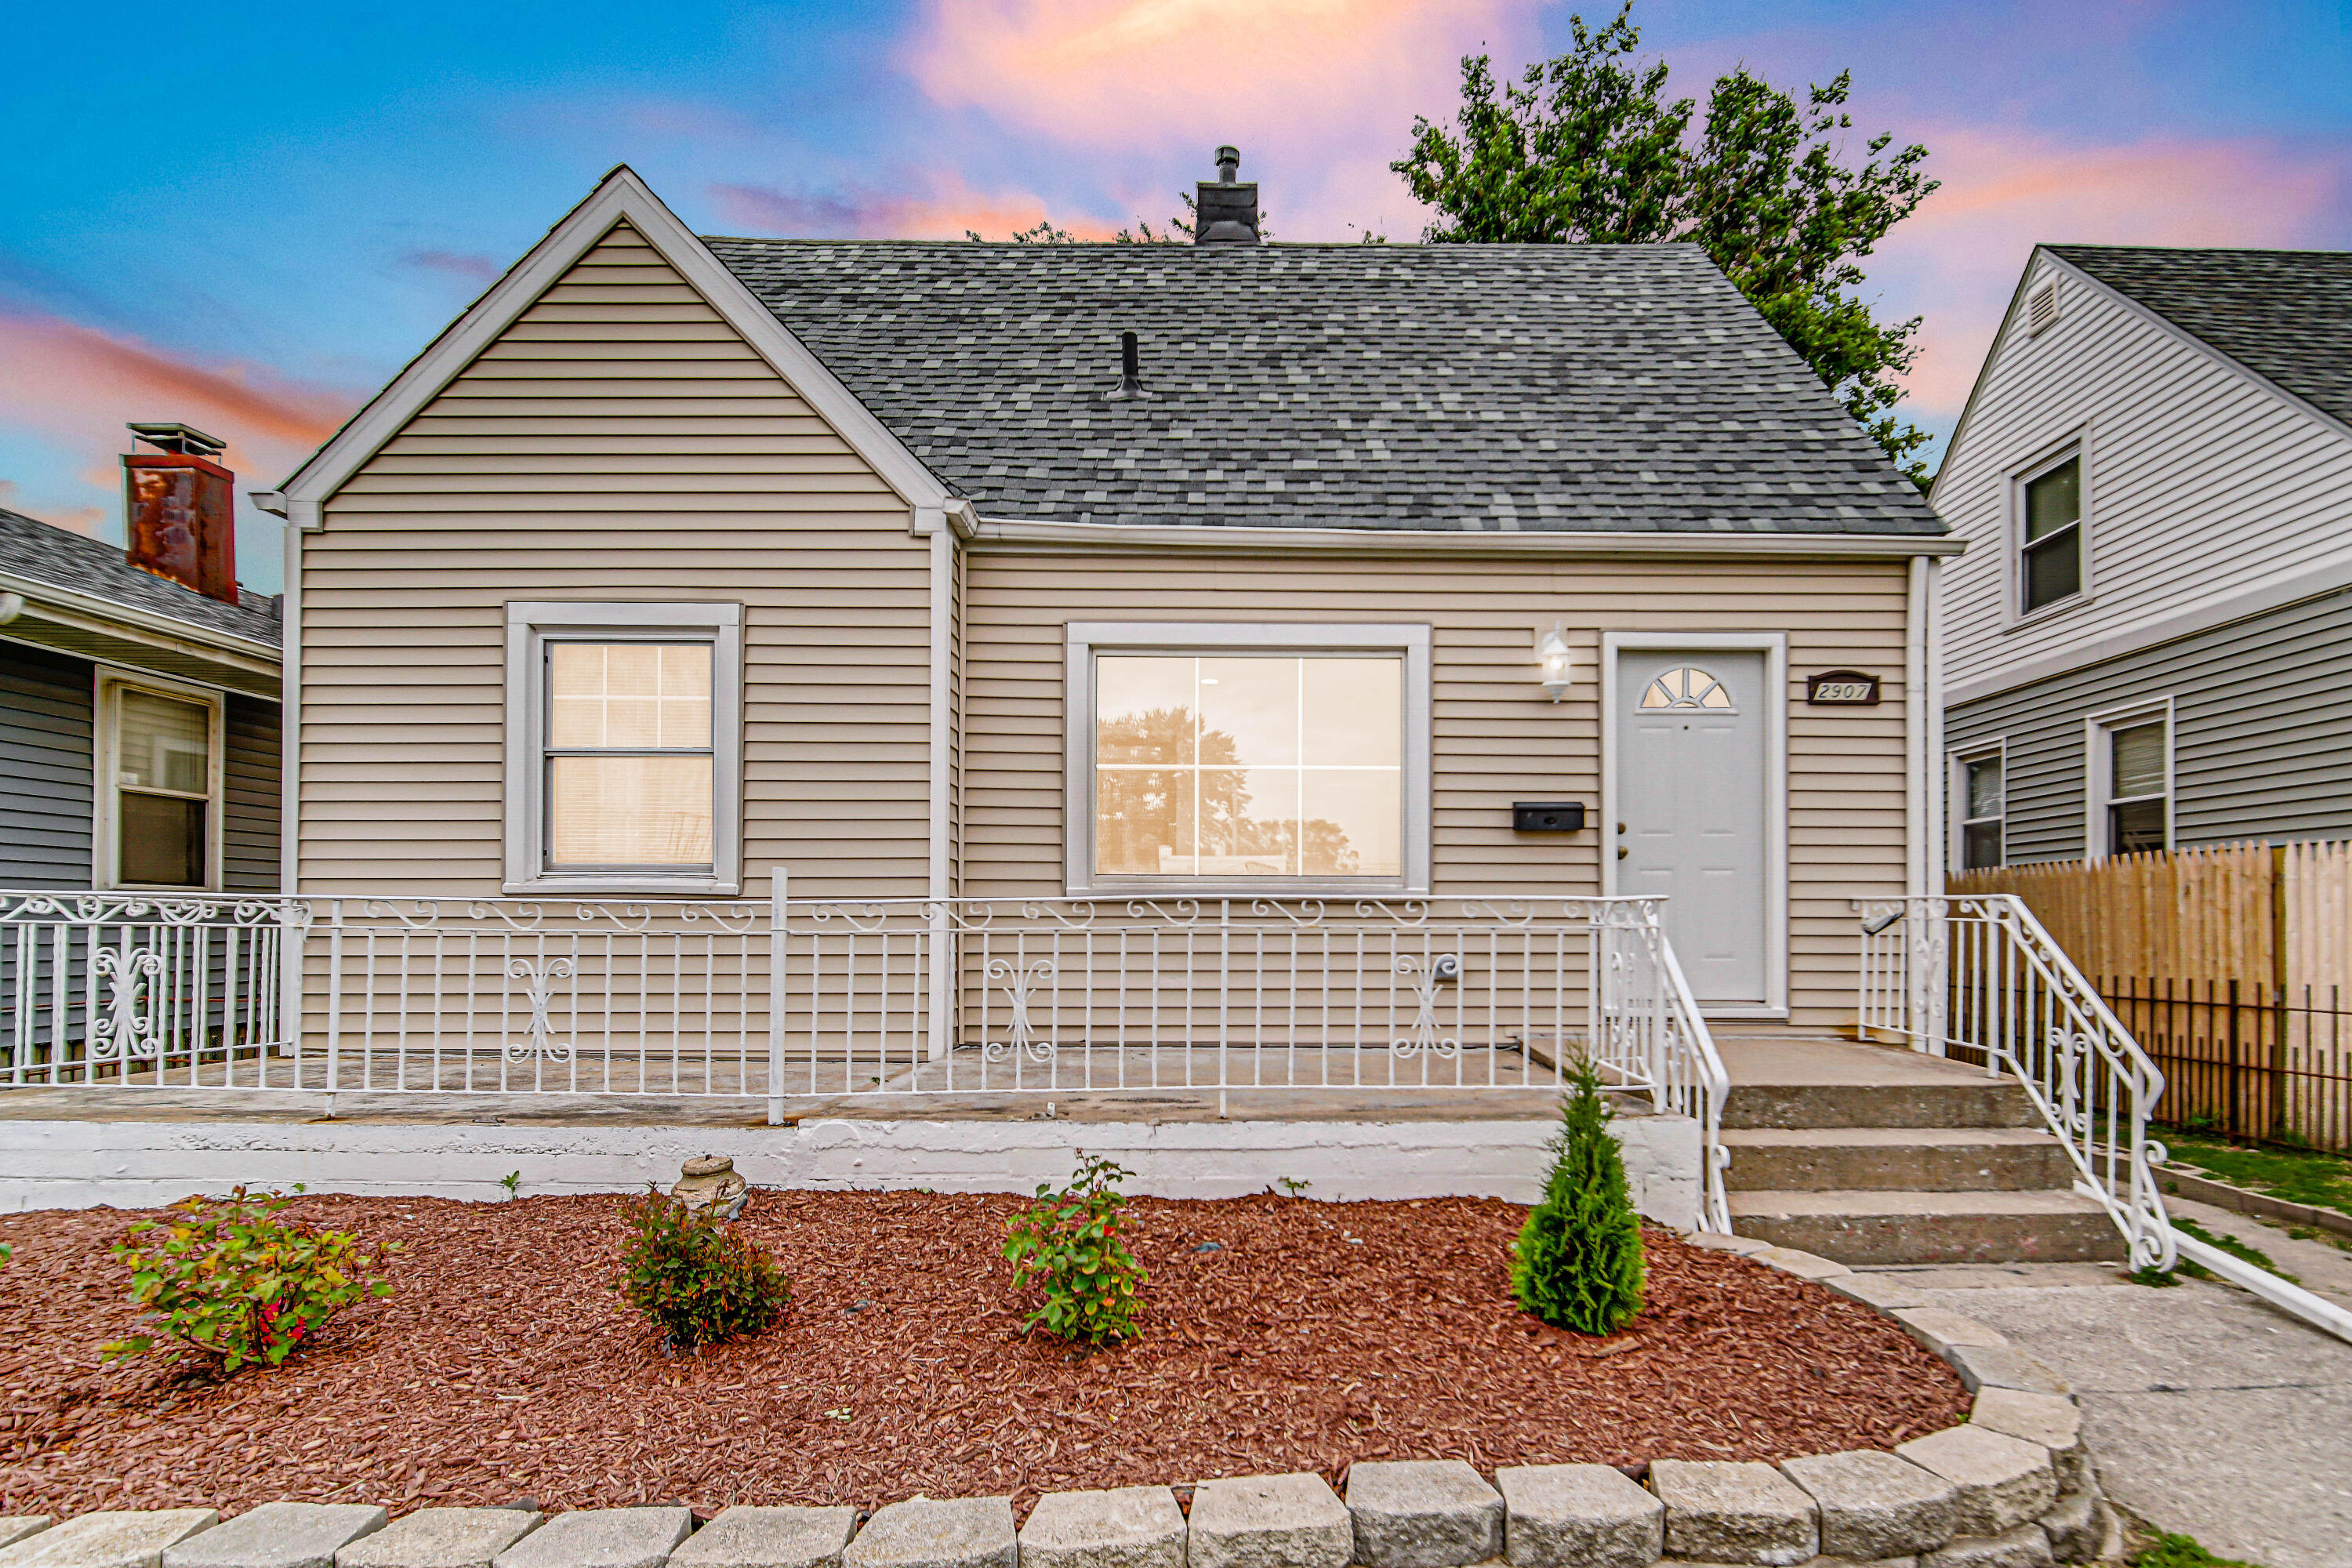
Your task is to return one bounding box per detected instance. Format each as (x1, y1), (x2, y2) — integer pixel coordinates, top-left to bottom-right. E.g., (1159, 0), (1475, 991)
(97, 672), (223, 890)
(1065, 623), (1431, 895)
(505, 602), (741, 895)
(2020, 452), (2085, 615)
(1957, 750), (2005, 870)
(2098, 713), (2170, 858)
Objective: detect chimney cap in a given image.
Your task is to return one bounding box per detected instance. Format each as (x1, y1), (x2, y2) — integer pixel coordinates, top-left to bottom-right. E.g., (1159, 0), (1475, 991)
(1214, 145), (1240, 181)
(128, 422), (227, 459)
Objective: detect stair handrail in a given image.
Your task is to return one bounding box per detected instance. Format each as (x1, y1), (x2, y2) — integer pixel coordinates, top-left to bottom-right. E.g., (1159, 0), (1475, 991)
(1857, 892), (2176, 1273)
(1593, 898), (1732, 1233)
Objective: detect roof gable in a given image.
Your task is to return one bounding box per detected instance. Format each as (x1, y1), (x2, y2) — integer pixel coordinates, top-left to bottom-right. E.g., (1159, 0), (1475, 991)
(256, 168), (955, 532)
(2045, 245), (2352, 431)
(707, 239), (1943, 536)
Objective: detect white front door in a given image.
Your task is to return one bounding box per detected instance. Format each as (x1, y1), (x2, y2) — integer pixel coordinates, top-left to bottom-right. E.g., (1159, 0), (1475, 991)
(1614, 650), (1770, 1007)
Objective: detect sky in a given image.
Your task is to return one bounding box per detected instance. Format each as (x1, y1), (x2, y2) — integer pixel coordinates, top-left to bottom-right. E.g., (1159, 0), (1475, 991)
(5, 0), (2347, 593)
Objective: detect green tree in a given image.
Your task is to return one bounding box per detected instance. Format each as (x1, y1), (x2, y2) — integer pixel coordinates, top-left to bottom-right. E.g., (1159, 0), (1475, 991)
(1394, 2), (1937, 483)
(1512, 1060), (1646, 1334)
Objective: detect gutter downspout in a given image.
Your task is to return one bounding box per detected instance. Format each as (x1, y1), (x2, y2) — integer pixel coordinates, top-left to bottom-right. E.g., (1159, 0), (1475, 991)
(920, 504), (967, 1060)
(275, 501), (303, 1050)
(1926, 554), (1946, 892)
(1906, 554), (1930, 898)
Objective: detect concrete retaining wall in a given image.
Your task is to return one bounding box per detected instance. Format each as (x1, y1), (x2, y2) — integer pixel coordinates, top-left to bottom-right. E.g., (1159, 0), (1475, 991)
(0, 1113), (1702, 1226)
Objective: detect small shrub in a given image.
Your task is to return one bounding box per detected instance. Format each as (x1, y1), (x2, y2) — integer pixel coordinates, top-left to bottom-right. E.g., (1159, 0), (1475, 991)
(1003, 1152), (1148, 1344)
(103, 1185), (395, 1373)
(1513, 1061), (1646, 1334)
(613, 1189), (789, 1352)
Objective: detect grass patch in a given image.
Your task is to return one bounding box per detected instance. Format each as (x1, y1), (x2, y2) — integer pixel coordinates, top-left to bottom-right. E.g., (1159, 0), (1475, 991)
(2159, 1127), (2352, 1221)
(2135, 1529), (2264, 1567)
(2155, 1215), (2301, 1286)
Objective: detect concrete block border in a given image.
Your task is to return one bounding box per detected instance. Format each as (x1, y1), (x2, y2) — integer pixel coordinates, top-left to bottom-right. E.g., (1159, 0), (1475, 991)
(0, 1238), (2124, 1568)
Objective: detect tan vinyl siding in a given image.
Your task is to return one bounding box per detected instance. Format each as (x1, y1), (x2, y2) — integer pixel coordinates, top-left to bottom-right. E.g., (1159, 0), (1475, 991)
(961, 549), (1913, 1028)
(298, 220), (933, 898)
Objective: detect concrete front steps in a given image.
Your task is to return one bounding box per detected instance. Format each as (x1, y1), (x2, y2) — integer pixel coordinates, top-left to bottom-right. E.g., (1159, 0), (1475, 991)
(1715, 1036), (2125, 1266)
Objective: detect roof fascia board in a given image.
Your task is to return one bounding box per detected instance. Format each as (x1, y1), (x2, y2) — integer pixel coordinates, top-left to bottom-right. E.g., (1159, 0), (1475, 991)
(263, 167), (951, 524)
(0, 567), (280, 670)
(1927, 252), (2044, 508)
(967, 516), (1962, 557)
(2038, 252), (2352, 449)
(1947, 543), (2352, 707)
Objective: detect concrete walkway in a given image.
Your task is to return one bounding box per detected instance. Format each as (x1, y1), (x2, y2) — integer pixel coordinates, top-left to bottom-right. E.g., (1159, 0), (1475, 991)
(1862, 1200), (2352, 1568)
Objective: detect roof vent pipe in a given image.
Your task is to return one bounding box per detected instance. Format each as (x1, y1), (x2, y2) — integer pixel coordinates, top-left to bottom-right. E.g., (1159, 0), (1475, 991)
(1105, 330), (1155, 401)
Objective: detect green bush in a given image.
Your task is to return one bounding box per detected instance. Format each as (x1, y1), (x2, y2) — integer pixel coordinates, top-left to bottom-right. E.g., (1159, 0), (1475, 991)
(1513, 1061), (1646, 1334)
(103, 1185), (396, 1374)
(613, 1190), (789, 1352)
(1003, 1152), (1148, 1344)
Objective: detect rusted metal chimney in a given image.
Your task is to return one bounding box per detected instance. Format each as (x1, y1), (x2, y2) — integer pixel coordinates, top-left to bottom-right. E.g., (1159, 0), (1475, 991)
(1195, 145), (1260, 245)
(122, 423), (238, 603)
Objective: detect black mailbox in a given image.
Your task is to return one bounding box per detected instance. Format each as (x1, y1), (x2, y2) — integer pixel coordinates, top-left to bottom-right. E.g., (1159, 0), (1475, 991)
(1512, 801), (1587, 833)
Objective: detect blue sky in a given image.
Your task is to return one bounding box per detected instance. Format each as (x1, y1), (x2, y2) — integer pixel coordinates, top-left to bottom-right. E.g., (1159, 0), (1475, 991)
(5, 0), (2347, 591)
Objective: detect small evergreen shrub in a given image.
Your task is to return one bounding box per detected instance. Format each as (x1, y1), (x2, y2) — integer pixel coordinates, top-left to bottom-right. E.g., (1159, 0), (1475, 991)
(613, 1189), (789, 1352)
(1513, 1061), (1646, 1334)
(1003, 1152), (1148, 1344)
(103, 1185), (396, 1374)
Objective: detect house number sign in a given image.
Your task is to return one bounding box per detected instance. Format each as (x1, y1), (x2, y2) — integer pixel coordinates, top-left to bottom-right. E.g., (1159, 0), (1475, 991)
(1804, 670), (1882, 706)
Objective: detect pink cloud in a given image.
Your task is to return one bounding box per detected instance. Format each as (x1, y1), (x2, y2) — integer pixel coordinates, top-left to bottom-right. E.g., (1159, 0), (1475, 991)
(0, 478), (102, 535)
(710, 174), (1130, 241)
(898, 0), (1516, 238)
(0, 310), (363, 496)
(1876, 128), (2350, 418)
(399, 249), (503, 284)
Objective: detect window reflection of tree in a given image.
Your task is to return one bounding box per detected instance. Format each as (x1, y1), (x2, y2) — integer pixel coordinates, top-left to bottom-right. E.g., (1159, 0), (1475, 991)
(1096, 706), (1358, 876)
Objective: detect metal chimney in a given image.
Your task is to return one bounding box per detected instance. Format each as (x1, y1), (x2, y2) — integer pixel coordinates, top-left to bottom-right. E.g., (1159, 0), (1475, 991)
(1195, 145), (1260, 245)
(122, 423), (238, 603)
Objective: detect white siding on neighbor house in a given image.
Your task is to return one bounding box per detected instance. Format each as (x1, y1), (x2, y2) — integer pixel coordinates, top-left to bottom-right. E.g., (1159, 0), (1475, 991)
(298, 221), (935, 898)
(1936, 252), (2352, 703)
(960, 548), (1915, 1028)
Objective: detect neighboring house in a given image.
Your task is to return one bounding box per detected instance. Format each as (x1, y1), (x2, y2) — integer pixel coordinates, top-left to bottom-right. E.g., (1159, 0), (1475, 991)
(250, 163), (1957, 1029)
(1933, 245), (2352, 869)
(0, 442), (283, 892)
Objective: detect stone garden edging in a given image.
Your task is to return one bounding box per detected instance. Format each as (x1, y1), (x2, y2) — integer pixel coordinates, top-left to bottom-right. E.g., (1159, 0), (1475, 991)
(0, 1232), (2122, 1568)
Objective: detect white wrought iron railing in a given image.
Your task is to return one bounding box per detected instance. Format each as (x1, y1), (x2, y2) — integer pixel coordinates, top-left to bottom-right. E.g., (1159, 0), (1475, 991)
(1859, 892), (2176, 1270)
(780, 893), (1732, 1229)
(0, 886), (1731, 1230)
(2, 891), (303, 1087)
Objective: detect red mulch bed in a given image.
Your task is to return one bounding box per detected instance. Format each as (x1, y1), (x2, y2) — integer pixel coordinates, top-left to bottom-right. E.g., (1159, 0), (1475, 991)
(0, 1192), (1965, 1517)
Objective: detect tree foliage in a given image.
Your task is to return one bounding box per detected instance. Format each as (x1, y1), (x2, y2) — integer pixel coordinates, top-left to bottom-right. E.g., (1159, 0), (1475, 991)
(1393, 3), (1938, 482)
(1512, 1061), (1646, 1335)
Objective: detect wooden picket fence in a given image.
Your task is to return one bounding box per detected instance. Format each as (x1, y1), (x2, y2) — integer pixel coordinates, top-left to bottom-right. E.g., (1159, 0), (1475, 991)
(1951, 840), (2352, 1148)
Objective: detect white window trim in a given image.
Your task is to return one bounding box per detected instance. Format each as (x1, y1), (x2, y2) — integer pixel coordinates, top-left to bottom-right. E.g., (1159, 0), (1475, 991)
(2007, 432), (2094, 628)
(94, 667), (227, 893)
(2084, 697), (2174, 863)
(503, 601), (742, 896)
(1948, 739), (2008, 874)
(1598, 632), (1788, 1019)
(1062, 621), (1432, 897)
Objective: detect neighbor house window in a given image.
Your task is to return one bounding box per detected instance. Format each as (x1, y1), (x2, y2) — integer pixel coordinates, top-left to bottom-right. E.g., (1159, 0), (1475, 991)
(2101, 716), (2170, 857)
(97, 673), (223, 890)
(2020, 452), (2084, 614)
(1065, 623), (1431, 894)
(505, 603), (741, 895)
(1958, 751), (2005, 870)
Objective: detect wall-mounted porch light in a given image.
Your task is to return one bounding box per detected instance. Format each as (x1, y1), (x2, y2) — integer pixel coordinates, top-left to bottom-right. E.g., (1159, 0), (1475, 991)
(1537, 629), (1573, 702)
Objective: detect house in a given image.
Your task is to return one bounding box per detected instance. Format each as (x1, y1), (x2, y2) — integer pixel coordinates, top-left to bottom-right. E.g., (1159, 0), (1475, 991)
(0, 430), (282, 894)
(245, 161), (1957, 1032)
(1932, 245), (2352, 869)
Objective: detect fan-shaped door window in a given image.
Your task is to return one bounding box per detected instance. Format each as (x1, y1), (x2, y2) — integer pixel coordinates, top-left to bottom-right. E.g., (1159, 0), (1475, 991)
(1639, 666), (1735, 711)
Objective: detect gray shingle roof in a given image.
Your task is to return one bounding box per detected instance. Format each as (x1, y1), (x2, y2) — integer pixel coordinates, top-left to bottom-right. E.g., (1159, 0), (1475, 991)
(706, 239), (1943, 535)
(2047, 245), (2352, 428)
(0, 507), (281, 647)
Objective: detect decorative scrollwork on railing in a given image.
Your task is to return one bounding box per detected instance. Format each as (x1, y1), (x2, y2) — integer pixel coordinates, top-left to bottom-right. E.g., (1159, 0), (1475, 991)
(2048, 1025), (2093, 1138)
(981, 958), (1058, 1062)
(1388, 954), (1461, 1058)
(89, 946), (165, 1062)
(503, 956), (576, 1065)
